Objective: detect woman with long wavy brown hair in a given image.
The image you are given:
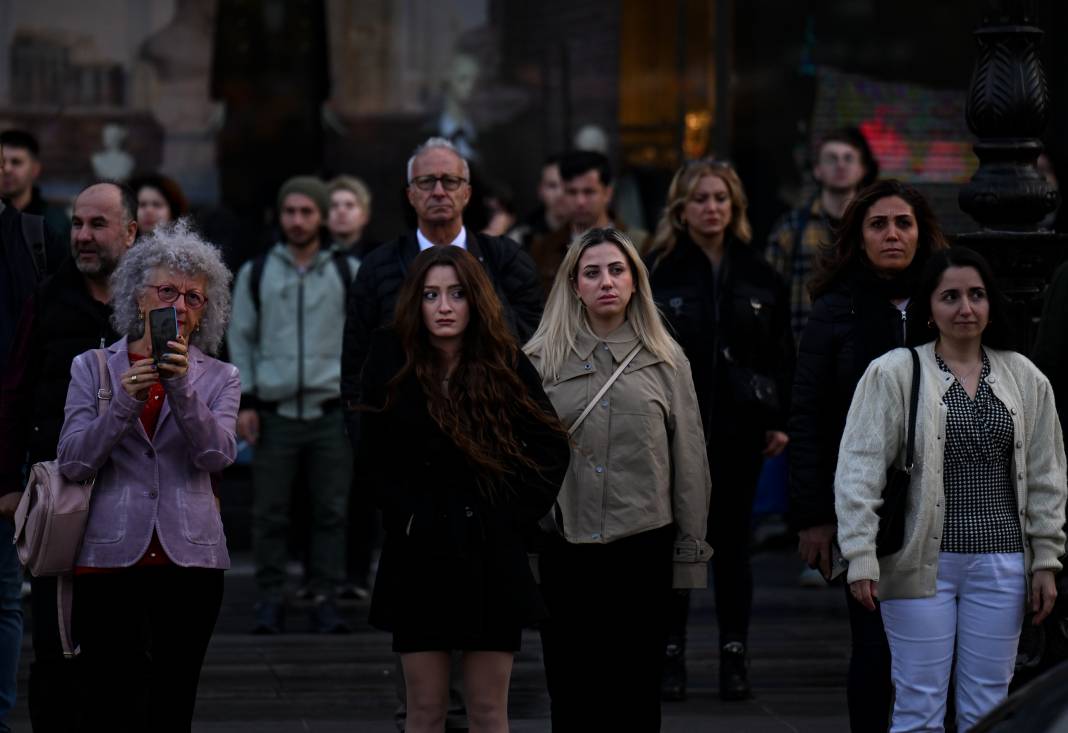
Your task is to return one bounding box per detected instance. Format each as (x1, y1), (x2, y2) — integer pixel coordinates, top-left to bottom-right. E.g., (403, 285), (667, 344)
(358, 245), (570, 733)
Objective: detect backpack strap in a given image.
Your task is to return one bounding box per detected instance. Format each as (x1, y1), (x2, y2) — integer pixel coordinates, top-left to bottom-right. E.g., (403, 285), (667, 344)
(248, 253), (268, 315)
(331, 249), (354, 304)
(21, 212), (46, 279)
(789, 195), (817, 286)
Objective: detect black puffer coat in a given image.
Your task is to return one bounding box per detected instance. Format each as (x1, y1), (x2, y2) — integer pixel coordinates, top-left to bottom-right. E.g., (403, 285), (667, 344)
(341, 231), (543, 435)
(647, 232), (794, 438)
(788, 267), (924, 532)
(358, 328), (569, 641)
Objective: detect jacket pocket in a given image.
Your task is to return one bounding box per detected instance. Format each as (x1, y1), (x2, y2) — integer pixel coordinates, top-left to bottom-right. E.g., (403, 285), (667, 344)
(178, 488), (223, 545)
(84, 484), (128, 544)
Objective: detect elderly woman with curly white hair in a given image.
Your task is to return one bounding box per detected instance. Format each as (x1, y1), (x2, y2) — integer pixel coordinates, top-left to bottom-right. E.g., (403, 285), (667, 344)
(56, 220), (239, 731)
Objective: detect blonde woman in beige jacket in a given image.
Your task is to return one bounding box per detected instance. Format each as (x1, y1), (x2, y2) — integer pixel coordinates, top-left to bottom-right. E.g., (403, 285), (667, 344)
(524, 227), (712, 732)
(835, 247), (1066, 732)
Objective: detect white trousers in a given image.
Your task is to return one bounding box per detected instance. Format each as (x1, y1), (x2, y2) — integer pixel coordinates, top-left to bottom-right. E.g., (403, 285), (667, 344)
(881, 552), (1025, 733)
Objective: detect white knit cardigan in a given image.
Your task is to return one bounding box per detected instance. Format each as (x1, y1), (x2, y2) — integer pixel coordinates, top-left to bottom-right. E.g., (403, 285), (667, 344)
(835, 341), (1067, 600)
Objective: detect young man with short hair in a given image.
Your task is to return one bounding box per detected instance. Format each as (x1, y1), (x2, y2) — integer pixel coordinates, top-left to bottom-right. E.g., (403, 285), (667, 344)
(766, 127), (878, 342)
(228, 176), (357, 635)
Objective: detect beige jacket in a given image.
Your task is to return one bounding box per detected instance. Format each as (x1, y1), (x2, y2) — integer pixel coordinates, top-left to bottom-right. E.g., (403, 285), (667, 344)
(835, 343), (1067, 601)
(530, 321), (713, 588)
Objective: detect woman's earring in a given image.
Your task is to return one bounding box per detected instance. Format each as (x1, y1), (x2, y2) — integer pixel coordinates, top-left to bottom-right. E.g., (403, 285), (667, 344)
(138, 310), (144, 321)
(927, 318), (935, 329)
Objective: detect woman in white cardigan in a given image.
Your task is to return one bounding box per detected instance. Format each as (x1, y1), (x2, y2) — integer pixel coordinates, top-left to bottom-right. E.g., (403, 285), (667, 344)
(835, 247), (1066, 732)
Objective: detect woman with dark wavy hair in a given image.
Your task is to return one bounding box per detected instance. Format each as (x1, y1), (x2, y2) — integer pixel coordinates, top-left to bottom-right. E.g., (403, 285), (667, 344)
(358, 245), (569, 733)
(790, 179), (948, 732)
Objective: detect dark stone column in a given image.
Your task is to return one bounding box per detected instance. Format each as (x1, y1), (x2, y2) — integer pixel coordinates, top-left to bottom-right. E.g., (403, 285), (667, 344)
(955, 0), (1066, 352)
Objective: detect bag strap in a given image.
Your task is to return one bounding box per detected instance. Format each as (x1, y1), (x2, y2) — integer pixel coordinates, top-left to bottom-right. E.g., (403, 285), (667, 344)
(904, 347), (920, 472)
(93, 348), (112, 412)
(55, 349), (112, 658)
(57, 575), (77, 658)
(568, 344), (642, 436)
(248, 253), (268, 315)
(331, 249), (354, 304)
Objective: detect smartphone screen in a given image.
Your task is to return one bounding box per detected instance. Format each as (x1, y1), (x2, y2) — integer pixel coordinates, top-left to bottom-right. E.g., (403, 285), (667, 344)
(148, 306), (179, 367)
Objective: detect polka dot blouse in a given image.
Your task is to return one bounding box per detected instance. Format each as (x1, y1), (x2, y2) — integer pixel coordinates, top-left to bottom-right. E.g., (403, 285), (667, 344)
(937, 350), (1022, 554)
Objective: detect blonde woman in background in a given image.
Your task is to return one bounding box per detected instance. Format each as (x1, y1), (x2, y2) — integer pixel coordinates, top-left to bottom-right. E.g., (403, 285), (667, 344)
(525, 227), (711, 732)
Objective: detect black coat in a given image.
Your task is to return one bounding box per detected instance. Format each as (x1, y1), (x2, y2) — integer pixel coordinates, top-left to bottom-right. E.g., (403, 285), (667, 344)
(647, 233), (794, 438)
(341, 231), (543, 440)
(787, 268), (923, 531)
(0, 202), (67, 369)
(0, 257), (117, 493)
(358, 328), (570, 639)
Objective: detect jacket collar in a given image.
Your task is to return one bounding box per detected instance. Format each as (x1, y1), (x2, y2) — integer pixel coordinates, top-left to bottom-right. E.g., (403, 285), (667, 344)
(398, 229), (486, 273)
(573, 320), (639, 361)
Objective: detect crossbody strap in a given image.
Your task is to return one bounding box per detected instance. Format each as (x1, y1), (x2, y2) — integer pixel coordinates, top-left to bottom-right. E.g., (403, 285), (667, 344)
(568, 344), (642, 436)
(904, 347), (920, 472)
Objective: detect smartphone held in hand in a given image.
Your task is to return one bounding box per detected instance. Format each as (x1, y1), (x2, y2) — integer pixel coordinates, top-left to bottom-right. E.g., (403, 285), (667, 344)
(149, 307), (179, 367)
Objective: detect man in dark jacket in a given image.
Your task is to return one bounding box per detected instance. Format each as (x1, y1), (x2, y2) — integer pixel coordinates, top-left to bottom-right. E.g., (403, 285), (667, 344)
(341, 137), (543, 429)
(0, 129), (71, 241)
(340, 137), (542, 733)
(0, 132), (68, 369)
(0, 180), (136, 732)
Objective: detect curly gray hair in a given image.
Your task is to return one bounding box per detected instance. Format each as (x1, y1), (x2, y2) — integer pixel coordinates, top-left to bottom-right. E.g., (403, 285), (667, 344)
(109, 219), (233, 355)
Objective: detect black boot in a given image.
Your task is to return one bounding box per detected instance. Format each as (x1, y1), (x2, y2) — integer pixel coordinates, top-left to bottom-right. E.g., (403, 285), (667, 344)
(719, 641), (751, 701)
(311, 596), (352, 634)
(252, 600), (284, 635)
(661, 638), (687, 701)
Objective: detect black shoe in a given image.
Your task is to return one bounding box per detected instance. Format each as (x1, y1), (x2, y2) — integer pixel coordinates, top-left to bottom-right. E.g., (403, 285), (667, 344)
(719, 641), (751, 701)
(311, 597), (352, 634)
(252, 600), (284, 634)
(661, 641), (687, 701)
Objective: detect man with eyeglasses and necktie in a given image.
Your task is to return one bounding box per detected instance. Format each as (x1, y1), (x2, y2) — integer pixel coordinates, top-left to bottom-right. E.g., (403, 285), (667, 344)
(340, 137), (542, 732)
(341, 137), (542, 419)
(228, 176), (357, 636)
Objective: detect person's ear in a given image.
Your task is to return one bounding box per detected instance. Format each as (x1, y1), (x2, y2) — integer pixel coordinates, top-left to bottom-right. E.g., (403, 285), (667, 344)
(124, 219), (138, 248)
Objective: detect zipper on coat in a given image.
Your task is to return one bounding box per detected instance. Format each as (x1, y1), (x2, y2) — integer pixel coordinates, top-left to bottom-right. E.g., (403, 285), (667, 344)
(296, 270), (305, 420)
(900, 307), (908, 346)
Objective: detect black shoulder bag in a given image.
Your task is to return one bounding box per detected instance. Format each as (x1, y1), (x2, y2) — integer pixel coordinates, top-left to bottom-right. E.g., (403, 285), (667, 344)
(875, 347), (920, 557)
